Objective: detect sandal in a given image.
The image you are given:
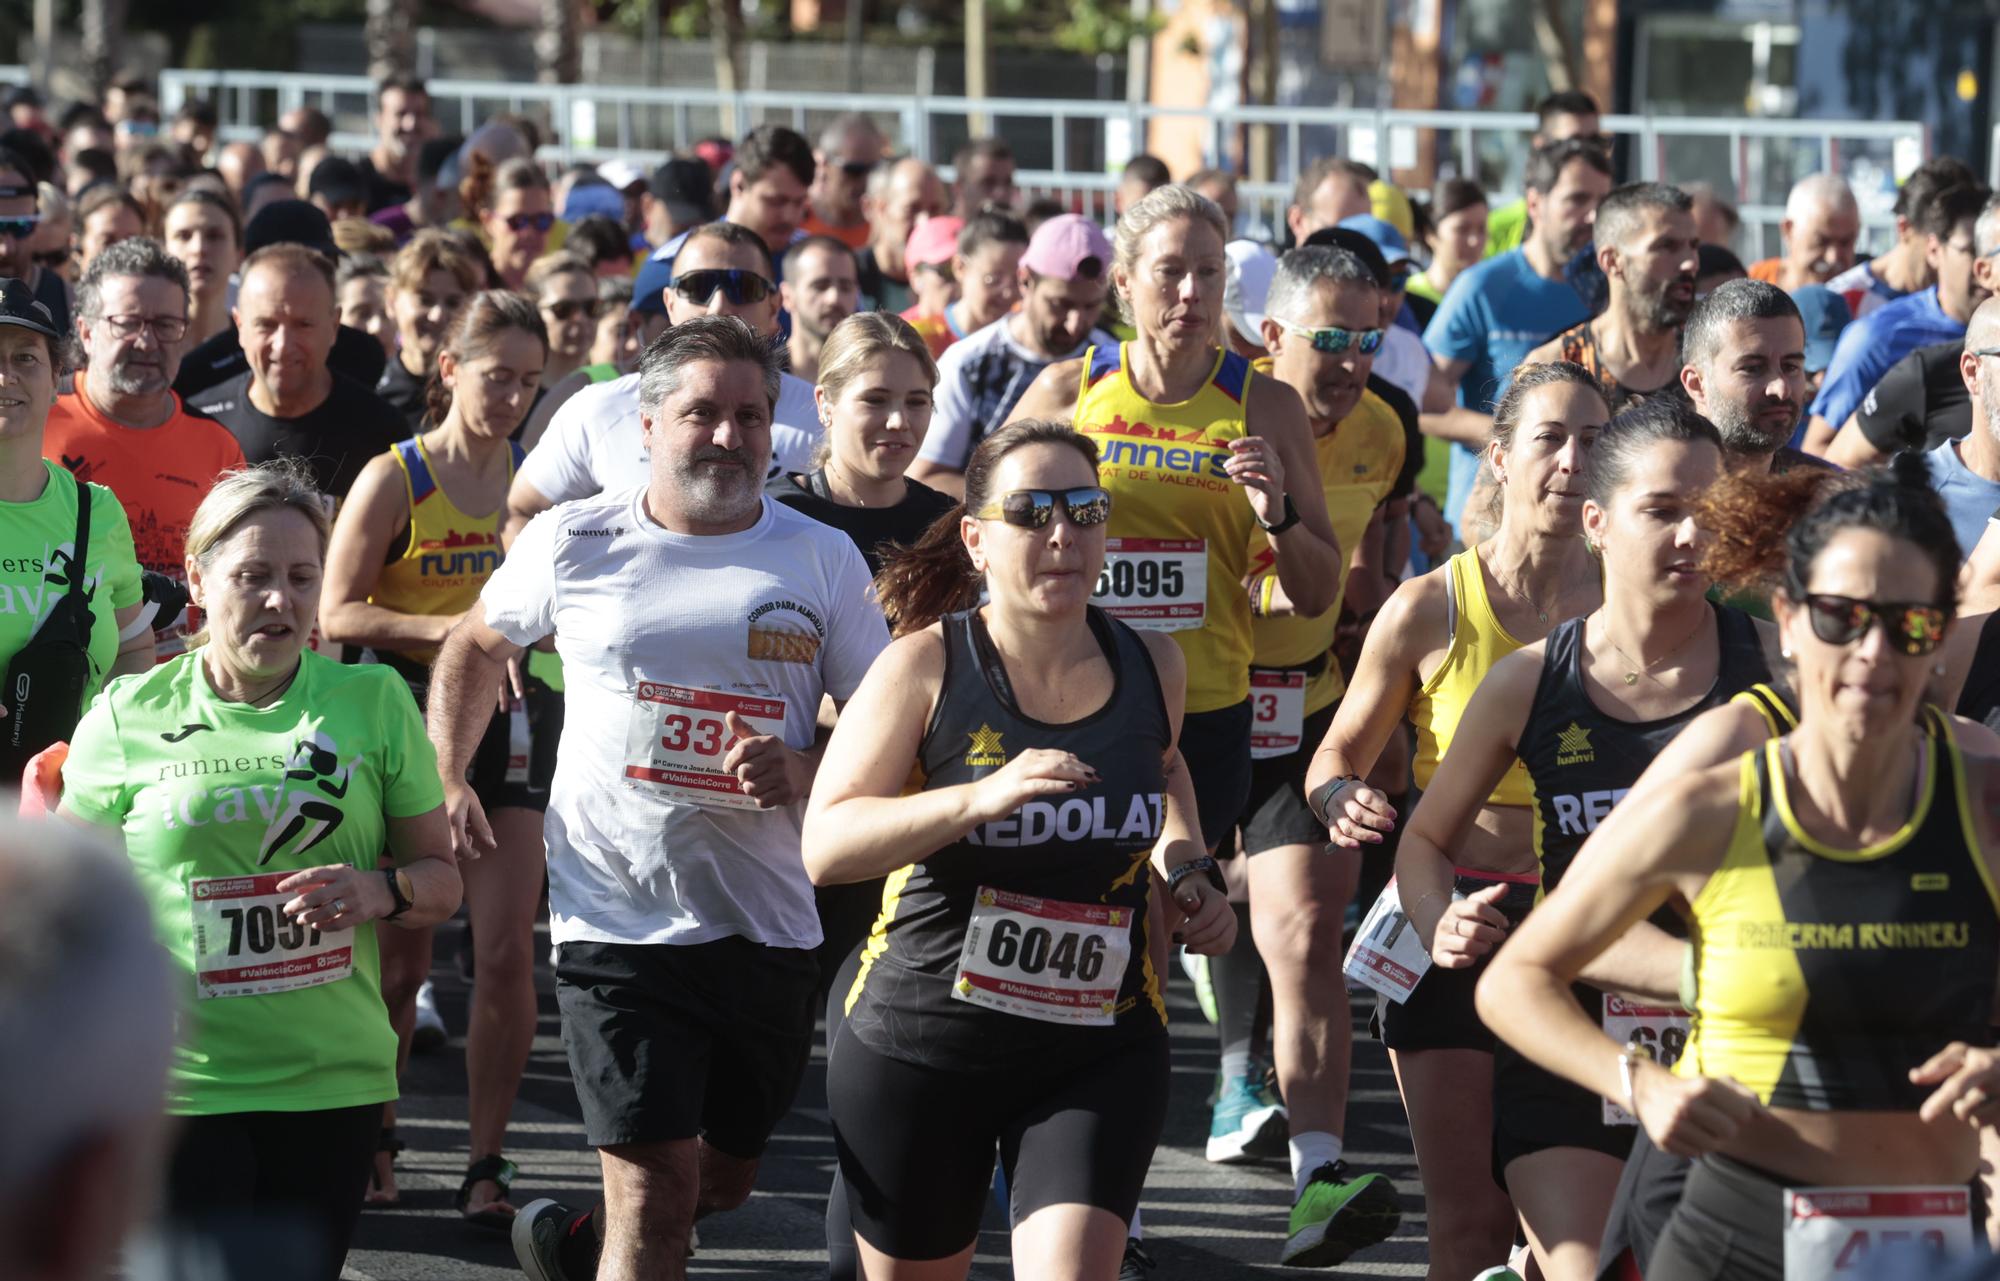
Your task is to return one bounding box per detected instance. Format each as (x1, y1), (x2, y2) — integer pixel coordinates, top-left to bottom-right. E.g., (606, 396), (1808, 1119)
(366, 1128), (404, 1206)
(456, 1154), (520, 1231)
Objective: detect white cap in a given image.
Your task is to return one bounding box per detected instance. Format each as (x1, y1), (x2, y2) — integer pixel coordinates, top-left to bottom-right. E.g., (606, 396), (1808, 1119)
(597, 158), (646, 191)
(1224, 239), (1278, 351)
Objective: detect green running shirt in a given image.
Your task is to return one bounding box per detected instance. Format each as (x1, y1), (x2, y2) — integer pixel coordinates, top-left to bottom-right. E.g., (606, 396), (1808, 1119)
(62, 649), (445, 1115)
(0, 460), (143, 706)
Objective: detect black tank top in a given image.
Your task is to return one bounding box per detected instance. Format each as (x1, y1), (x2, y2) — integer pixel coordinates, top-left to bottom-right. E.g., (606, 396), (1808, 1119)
(1520, 605), (1770, 894)
(1955, 611), (2000, 733)
(843, 606), (1171, 1072)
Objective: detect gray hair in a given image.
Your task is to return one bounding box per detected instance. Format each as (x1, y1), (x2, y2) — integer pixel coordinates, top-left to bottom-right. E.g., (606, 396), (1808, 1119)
(1111, 183), (1229, 322)
(1784, 173), (1857, 224)
(1264, 246), (1378, 325)
(0, 815), (174, 1199)
(1594, 181), (1694, 255)
(75, 235), (192, 323)
(635, 314), (783, 418)
(1681, 278), (1802, 373)
(817, 112), (885, 155)
(1975, 193), (2000, 260)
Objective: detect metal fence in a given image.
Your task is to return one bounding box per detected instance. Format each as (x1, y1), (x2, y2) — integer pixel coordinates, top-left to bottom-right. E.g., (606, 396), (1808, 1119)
(0, 63), (1929, 259)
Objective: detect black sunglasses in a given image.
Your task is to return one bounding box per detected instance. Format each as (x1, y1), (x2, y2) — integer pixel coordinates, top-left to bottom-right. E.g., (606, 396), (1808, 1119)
(1803, 593), (1949, 657)
(974, 487), (1112, 529)
(840, 159), (879, 178)
(668, 268), (774, 307)
(505, 211), (556, 234)
(543, 298), (593, 321)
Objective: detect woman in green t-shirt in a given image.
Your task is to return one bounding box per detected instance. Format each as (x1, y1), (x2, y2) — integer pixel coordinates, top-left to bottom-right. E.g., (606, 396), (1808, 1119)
(0, 275), (152, 779)
(59, 461), (461, 1281)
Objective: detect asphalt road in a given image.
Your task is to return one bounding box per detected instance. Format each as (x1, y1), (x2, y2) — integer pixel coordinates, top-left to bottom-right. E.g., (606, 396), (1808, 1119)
(343, 919), (1431, 1280)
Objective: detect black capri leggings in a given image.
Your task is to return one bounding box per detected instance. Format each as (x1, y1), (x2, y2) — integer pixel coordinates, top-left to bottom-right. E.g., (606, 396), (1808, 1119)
(828, 1022), (1170, 1261)
(165, 1103), (380, 1281)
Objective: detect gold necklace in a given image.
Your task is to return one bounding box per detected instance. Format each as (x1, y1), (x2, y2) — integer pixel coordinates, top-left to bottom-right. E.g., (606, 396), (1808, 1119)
(1484, 557), (1550, 625)
(1600, 610), (1707, 686)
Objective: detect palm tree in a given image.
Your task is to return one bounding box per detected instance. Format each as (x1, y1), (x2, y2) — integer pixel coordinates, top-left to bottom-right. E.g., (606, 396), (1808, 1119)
(365, 0), (416, 83)
(537, 0), (580, 85)
(80, 0), (124, 101)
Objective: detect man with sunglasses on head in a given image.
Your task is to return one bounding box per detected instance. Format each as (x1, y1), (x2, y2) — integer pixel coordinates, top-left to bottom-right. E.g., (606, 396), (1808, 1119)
(509, 222), (820, 541)
(43, 237), (245, 657)
(1483, 91), (1608, 259)
(0, 146), (43, 288)
(911, 213), (1115, 498)
(440, 316), (889, 1281)
(803, 114), (884, 253)
(1521, 182), (1700, 409)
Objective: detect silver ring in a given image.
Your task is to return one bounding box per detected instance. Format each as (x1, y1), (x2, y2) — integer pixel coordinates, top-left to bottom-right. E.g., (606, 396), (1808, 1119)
(333, 898), (345, 913)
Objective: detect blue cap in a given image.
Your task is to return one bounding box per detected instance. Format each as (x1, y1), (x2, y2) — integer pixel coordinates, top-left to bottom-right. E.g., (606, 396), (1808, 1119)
(563, 179), (626, 224)
(1334, 213), (1412, 266)
(631, 246), (675, 316)
(1792, 284), (1852, 374)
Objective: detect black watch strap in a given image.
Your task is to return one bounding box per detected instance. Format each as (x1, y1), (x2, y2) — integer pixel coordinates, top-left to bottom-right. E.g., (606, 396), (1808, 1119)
(1258, 493), (1301, 535)
(1308, 774), (1362, 827)
(382, 866), (414, 920)
(1167, 855), (1227, 898)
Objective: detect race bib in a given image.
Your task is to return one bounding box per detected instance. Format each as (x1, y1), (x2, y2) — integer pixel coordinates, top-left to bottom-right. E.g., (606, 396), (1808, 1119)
(952, 886), (1134, 1026)
(623, 682), (788, 811)
(1601, 993), (1691, 1124)
(1092, 537), (1205, 631)
(1783, 1186), (1973, 1279)
(505, 705), (531, 785)
(1249, 668), (1307, 759)
(189, 872), (355, 1001)
(1342, 877), (1454, 1005)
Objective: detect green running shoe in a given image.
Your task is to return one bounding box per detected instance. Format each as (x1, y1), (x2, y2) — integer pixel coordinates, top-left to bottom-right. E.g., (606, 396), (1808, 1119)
(1281, 1161), (1402, 1268)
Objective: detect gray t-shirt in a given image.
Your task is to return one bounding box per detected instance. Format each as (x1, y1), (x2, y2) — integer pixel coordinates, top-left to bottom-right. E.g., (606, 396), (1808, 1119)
(919, 316), (1113, 473)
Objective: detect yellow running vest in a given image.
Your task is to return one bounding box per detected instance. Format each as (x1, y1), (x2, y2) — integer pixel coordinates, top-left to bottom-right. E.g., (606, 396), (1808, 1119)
(1245, 379), (1405, 714)
(371, 436), (521, 666)
(1074, 343), (1260, 713)
(1409, 546), (1535, 806)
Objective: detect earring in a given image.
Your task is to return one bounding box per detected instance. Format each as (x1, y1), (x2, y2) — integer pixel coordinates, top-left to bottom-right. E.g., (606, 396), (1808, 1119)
(1780, 646), (1793, 660)
(1935, 661), (1949, 677)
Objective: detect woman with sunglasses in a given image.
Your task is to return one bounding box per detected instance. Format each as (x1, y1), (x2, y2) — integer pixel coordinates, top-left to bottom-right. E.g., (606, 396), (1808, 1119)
(321, 292), (550, 1225)
(1391, 398), (1771, 1281)
(1008, 182), (1342, 872)
(1303, 360), (1606, 1281)
(525, 252), (596, 393)
(1478, 468), (2000, 1281)
(804, 417), (1235, 1281)
(475, 158), (556, 292)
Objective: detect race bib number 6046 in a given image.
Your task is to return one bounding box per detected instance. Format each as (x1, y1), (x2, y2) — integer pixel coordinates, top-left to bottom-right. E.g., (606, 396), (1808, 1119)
(623, 681), (788, 811)
(953, 886), (1134, 1026)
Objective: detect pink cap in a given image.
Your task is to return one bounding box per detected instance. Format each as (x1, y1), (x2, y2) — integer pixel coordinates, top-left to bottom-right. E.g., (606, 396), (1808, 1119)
(1022, 213), (1112, 282)
(905, 215), (965, 269)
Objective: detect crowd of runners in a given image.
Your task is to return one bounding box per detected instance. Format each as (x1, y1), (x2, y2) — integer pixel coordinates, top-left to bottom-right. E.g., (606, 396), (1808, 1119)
(8, 70), (2000, 1281)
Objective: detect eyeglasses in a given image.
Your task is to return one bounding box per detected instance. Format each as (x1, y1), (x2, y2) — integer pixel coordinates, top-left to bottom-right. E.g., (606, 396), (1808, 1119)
(974, 486), (1112, 529)
(1270, 316), (1384, 356)
(32, 248), (69, 269)
(1802, 593), (1949, 657)
(0, 215), (40, 241)
(97, 314), (190, 342)
(668, 268), (775, 307)
(840, 160), (879, 178)
(542, 298), (593, 321)
(504, 211), (556, 234)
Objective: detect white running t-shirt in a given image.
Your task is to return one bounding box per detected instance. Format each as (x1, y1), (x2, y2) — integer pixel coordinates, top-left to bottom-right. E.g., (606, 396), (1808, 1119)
(482, 489), (890, 948)
(517, 370), (822, 506)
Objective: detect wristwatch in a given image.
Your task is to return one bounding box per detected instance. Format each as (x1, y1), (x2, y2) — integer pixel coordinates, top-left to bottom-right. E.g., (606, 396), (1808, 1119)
(1257, 493), (1301, 535)
(382, 867), (415, 920)
(1167, 855), (1228, 898)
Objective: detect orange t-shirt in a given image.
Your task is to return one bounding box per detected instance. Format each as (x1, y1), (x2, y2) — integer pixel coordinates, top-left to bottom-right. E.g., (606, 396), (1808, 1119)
(1747, 258), (1785, 285)
(802, 209), (871, 251)
(42, 385), (248, 577)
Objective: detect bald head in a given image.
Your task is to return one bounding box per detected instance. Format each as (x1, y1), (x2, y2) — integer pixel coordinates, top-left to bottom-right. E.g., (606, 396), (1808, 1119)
(1776, 173), (1860, 287)
(1967, 295), (2000, 354)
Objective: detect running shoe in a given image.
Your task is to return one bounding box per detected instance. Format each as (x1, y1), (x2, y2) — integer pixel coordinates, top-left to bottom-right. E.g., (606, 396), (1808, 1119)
(1469, 1270), (1525, 1281)
(1205, 1071), (1288, 1163)
(1119, 1237), (1156, 1279)
(1177, 947), (1217, 1024)
(511, 1198), (574, 1281)
(412, 978), (447, 1053)
(1281, 1161), (1402, 1268)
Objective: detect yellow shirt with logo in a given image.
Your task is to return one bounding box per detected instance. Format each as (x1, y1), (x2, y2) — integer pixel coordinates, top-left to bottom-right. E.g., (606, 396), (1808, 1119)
(1245, 376), (1404, 714)
(1074, 343), (1259, 714)
(370, 436), (520, 666)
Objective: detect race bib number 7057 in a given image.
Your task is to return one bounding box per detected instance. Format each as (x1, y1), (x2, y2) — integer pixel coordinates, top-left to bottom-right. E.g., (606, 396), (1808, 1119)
(190, 872), (355, 1000)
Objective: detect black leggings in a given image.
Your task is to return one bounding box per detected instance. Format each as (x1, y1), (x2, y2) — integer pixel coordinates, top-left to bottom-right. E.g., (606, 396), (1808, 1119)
(166, 1103), (380, 1281)
(828, 1022), (1169, 1261)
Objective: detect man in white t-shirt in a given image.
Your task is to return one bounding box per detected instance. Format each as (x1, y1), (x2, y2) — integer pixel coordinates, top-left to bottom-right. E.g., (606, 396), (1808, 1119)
(428, 315), (890, 1279)
(909, 214), (1115, 498)
(505, 221), (821, 542)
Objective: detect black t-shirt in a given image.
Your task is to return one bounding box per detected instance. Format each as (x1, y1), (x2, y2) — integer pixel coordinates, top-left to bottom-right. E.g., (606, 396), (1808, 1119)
(765, 470), (956, 573)
(1854, 340), (1970, 456)
(358, 157), (413, 215)
(187, 370), (402, 500)
(375, 355), (429, 435)
(174, 323), (389, 402)
(1365, 371), (1423, 501)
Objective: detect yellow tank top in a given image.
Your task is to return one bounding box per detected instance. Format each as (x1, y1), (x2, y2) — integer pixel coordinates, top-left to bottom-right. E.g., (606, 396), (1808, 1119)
(1245, 379), (1405, 714)
(371, 435), (521, 666)
(1074, 342), (1259, 713)
(1409, 546), (1535, 806)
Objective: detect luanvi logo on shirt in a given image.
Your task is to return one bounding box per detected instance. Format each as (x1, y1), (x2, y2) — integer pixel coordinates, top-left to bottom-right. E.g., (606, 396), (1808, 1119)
(965, 723), (1006, 767)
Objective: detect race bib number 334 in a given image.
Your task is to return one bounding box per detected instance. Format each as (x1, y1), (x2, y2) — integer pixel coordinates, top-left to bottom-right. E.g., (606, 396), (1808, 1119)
(623, 681), (787, 811)
(190, 872), (354, 1000)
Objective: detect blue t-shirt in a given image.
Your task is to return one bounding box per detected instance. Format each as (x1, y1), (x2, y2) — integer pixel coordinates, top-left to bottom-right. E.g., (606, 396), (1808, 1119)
(1923, 438), (2000, 560)
(1421, 248), (1590, 535)
(1810, 287), (1965, 432)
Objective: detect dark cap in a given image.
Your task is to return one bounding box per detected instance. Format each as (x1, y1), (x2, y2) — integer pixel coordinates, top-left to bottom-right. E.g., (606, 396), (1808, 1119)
(417, 135), (461, 186)
(649, 158), (714, 225)
(0, 276), (59, 339)
(244, 198), (339, 258)
(1302, 226), (1391, 289)
(306, 156), (366, 209)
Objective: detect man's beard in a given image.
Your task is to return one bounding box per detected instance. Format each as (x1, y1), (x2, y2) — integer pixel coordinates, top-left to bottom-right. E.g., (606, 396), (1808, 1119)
(105, 358), (168, 397)
(1627, 268), (1695, 332)
(671, 447), (763, 522)
(1713, 395), (1798, 456)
